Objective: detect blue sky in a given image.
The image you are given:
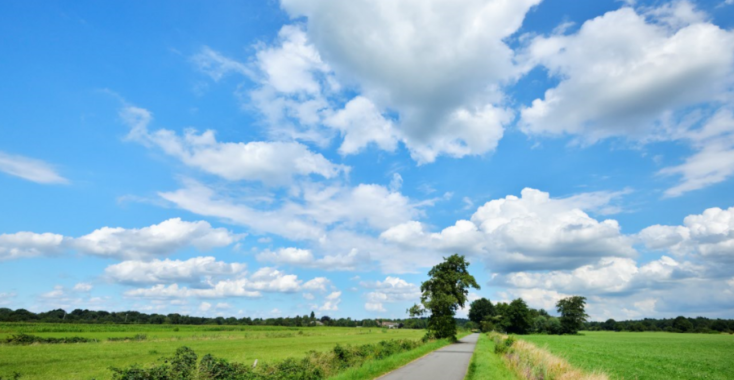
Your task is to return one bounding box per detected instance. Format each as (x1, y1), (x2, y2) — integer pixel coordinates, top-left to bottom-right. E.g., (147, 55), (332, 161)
(1, 0), (734, 321)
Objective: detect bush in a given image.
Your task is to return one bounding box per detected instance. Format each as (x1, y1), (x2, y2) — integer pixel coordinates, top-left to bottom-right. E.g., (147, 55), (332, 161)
(110, 338), (426, 380)
(3, 333), (97, 345)
(493, 334), (516, 354)
(108, 334), (147, 342)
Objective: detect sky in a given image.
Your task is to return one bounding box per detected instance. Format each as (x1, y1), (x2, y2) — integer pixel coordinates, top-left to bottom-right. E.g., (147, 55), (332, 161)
(1, 0), (734, 322)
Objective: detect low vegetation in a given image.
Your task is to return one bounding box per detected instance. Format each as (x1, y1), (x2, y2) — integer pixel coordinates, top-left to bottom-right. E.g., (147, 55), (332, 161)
(3, 333), (98, 345)
(110, 338), (424, 380)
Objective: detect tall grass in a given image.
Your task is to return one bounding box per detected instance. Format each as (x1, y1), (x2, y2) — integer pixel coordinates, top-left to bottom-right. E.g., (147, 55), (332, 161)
(490, 333), (608, 380)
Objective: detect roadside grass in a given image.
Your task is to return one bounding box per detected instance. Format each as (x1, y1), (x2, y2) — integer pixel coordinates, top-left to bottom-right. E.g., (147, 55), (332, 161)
(329, 332), (471, 380)
(0, 323), (425, 380)
(464, 334), (518, 380)
(520, 331), (734, 380)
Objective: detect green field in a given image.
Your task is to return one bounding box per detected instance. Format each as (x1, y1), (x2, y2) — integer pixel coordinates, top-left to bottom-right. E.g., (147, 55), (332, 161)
(520, 331), (734, 380)
(0, 323), (425, 380)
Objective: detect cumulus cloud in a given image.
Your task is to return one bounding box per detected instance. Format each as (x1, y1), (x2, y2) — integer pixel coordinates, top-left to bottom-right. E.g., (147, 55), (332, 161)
(382, 188), (636, 272)
(0, 232), (66, 260)
(160, 180), (421, 241)
(73, 218), (240, 260)
(520, 4), (734, 141)
(1, 219), (241, 261)
(518, 2), (734, 195)
(497, 256), (701, 296)
(323, 96), (399, 155)
(257, 247), (369, 271)
(361, 276), (421, 313)
(124, 267), (318, 299)
(105, 256), (247, 285)
(320, 291), (341, 311)
(281, 0), (539, 163)
(121, 106), (347, 186)
(0, 151), (69, 185)
(639, 206), (734, 265)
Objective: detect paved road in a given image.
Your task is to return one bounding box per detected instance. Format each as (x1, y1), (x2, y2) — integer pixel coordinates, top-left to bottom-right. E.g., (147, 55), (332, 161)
(377, 333), (479, 380)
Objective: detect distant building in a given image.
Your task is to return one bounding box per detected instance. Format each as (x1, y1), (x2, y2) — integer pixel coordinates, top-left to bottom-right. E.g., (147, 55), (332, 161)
(314, 321), (324, 326)
(381, 321), (398, 329)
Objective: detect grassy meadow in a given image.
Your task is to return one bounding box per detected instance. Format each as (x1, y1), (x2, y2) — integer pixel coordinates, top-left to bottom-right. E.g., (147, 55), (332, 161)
(519, 331), (734, 380)
(0, 323), (425, 380)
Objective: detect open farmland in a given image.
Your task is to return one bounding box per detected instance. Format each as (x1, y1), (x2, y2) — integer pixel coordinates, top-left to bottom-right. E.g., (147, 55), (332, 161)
(0, 323), (425, 380)
(519, 331), (734, 380)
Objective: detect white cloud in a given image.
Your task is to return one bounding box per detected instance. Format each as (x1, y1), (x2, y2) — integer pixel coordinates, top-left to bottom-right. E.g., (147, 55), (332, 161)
(199, 302), (212, 312)
(73, 283), (93, 292)
(659, 109), (734, 197)
(125, 267), (311, 299)
(361, 276), (421, 314)
(520, 4), (734, 141)
(639, 206), (734, 264)
(191, 46), (250, 82)
(257, 246), (370, 272)
(121, 106), (347, 186)
(365, 302), (386, 312)
(105, 256), (247, 285)
(0, 151), (69, 185)
(323, 96), (399, 155)
(320, 291), (341, 311)
(73, 218), (240, 260)
(281, 0), (539, 163)
(0, 232), (66, 260)
(302, 277), (332, 292)
(41, 285), (66, 299)
(161, 180), (421, 241)
(1, 219), (240, 261)
(498, 256), (701, 295)
(382, 188), (636, 272)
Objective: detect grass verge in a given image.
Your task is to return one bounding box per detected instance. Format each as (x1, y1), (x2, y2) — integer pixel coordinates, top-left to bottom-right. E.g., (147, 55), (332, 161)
(328, 333), (470, 380)
(464, 334), (518, 380)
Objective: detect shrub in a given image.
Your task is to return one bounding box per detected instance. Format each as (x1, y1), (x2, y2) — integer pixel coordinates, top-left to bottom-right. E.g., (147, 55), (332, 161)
(3, 333), (97, 345)
(110, 338), (426, 380)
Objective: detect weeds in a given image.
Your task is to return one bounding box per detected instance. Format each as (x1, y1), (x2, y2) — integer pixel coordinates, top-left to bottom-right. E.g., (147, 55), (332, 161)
(108, 334), (148, 342)
(3, 333), (98, 345)
(110, 338), (424, 380)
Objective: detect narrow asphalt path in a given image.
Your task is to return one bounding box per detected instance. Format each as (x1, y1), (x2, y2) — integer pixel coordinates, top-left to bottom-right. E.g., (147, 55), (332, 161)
(377, 333), (479, 380)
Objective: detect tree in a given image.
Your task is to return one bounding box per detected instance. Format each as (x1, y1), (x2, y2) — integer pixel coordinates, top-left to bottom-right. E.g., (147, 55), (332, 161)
(506, 298), (533, 334)
(556, 296), (589, 334)
(408, 254), (479, 340)
(602, 318), (617, 331)
(468, 298), (495, 325)
(673, 316), (693, 332)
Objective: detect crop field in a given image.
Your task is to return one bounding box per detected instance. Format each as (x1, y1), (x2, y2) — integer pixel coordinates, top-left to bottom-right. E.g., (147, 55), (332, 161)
(520, 331), (734, 380)
(0, 323), (425, 380)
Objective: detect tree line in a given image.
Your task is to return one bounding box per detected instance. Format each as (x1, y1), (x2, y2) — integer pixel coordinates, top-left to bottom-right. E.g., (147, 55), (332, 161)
(467, 295), (589, 335)
(0, 307), (442, 329)
(587, 316), (734, 333)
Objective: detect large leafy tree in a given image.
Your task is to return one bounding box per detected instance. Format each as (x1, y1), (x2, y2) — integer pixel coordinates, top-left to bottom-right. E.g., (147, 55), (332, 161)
(506, 298), (533, 334)
(409, 254), (479, 339)
(556, 296), (589, 334)
(468, 298), (495, 325)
